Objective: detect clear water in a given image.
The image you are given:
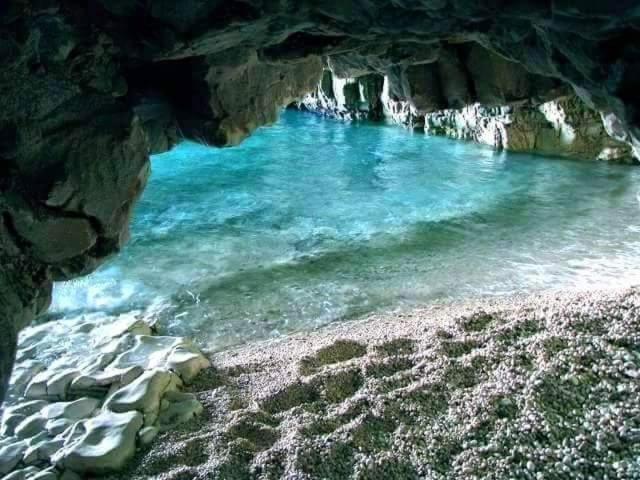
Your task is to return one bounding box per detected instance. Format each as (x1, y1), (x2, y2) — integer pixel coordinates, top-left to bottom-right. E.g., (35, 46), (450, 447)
(49, 111), (640, 350)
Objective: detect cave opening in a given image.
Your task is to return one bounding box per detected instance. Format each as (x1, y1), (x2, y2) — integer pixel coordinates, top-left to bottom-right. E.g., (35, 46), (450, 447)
(2, 3), (640, 478)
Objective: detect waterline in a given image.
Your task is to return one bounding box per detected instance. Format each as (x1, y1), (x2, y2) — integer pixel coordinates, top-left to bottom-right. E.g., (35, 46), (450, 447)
(50, 111), (640, 350)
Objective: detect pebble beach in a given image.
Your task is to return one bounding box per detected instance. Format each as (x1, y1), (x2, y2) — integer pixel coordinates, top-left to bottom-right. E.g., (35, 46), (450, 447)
(115, 287), (640, 479)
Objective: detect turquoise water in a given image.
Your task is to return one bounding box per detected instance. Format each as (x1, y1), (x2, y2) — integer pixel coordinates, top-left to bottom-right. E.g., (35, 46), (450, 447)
(50, 111), (640, 350)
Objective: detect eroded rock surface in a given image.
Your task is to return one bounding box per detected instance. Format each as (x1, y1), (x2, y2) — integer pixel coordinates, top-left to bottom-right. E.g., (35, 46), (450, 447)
(297, 66), (635, 162)
(1, 1), (640, 401)
(423, 96), (635, 162)
(0, 311), (210, 477)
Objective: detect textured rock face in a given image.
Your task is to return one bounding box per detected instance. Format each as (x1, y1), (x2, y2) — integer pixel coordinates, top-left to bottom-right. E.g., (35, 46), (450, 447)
(1, 2), (640, 402)
(0, 311), (210, 477)
(296, 70), (384, 120)
(423, 96), (635, 162)
(299, 68), (634, 162)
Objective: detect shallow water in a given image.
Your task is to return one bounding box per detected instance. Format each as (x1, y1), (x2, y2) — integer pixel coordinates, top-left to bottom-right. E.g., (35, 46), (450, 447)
(49, 111), (640, 350)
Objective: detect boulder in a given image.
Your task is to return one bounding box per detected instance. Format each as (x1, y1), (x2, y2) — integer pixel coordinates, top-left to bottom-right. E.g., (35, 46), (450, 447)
(53, 410), (143, 474)
(0, 439), (28, 475)
(41, 398), (100, 421)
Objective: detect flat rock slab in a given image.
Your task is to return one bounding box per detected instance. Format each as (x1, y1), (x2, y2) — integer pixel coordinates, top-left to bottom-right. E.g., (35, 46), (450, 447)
(53, 410), (144, 474)
(0, 311), (210, 477)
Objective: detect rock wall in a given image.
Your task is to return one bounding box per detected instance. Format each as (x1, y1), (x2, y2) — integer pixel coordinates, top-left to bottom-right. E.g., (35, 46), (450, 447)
(296, 70), (384, 121)
(423, 97), (635, 162)
(2, 1), (640, 403)
(298, 69), (635, 163)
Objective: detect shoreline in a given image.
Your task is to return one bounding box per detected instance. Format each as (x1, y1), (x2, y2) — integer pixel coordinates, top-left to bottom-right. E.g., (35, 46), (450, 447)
(116, 287), (640, 479)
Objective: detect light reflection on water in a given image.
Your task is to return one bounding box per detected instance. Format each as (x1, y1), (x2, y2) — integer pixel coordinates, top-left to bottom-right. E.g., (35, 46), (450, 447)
(50, 111), (640, 350)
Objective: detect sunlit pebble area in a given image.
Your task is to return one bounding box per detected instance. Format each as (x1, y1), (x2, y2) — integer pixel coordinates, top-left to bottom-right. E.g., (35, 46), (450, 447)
(113, 288), (640, 480)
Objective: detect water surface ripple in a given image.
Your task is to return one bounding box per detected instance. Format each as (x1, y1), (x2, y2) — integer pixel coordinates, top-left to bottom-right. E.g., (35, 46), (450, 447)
(50, 111), (640, 349)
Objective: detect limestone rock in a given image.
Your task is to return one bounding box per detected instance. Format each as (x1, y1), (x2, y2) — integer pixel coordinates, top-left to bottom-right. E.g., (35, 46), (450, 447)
(13, 414), (47, 440)
(1, 414), (26, 437)
(30, 467), (59, 480)
(104, 369), (178, 425)
(45, 370), (81, 400)
(7, 362), (46, 399)
(157, 398), (203, 430)
(109, 335), (209, 383)
(23, 437), (64, 465)
(59, 470), (81, 480)
(2, 466), (44, 480)
(69, 365), (143, 397)
(0, 306), (209, 478)
(0, 439), (28, 474)
(420, 96), (634, 162)
(41, 398), (100, 421)
(137, 426), (158, 446)
(53, 410), (143, 473)
(165, 345), (211, 383)
(44, 419), (74, 437)
(3, 401), (48, 419)
(297, 70), (384, 121)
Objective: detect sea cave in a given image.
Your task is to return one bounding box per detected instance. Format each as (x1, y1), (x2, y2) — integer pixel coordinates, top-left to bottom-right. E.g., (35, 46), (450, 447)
(0, 2), (639, 479)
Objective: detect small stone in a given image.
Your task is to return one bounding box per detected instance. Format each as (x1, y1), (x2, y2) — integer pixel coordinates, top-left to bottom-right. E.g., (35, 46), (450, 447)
(137, 426), (158, 445)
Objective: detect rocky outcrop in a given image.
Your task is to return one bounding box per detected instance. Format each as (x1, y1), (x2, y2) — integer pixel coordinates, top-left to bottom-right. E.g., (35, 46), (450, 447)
(298, 65), (635, 162)
(0, 311), (209, 477)
(296, 70), (384, 121)
(2, 2), (640, 402)
(423, 96), (635, 162)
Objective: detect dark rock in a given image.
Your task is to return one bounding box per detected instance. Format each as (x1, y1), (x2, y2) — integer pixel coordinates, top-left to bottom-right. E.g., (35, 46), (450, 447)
(297, 70), (383, 120)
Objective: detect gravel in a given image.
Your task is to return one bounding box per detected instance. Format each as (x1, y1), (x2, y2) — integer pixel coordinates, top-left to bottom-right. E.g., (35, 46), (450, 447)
(114, 287), (640, 480)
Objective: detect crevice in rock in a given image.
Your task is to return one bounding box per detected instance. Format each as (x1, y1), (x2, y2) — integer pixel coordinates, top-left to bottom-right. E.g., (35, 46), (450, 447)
(1, 211), (30, 253)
